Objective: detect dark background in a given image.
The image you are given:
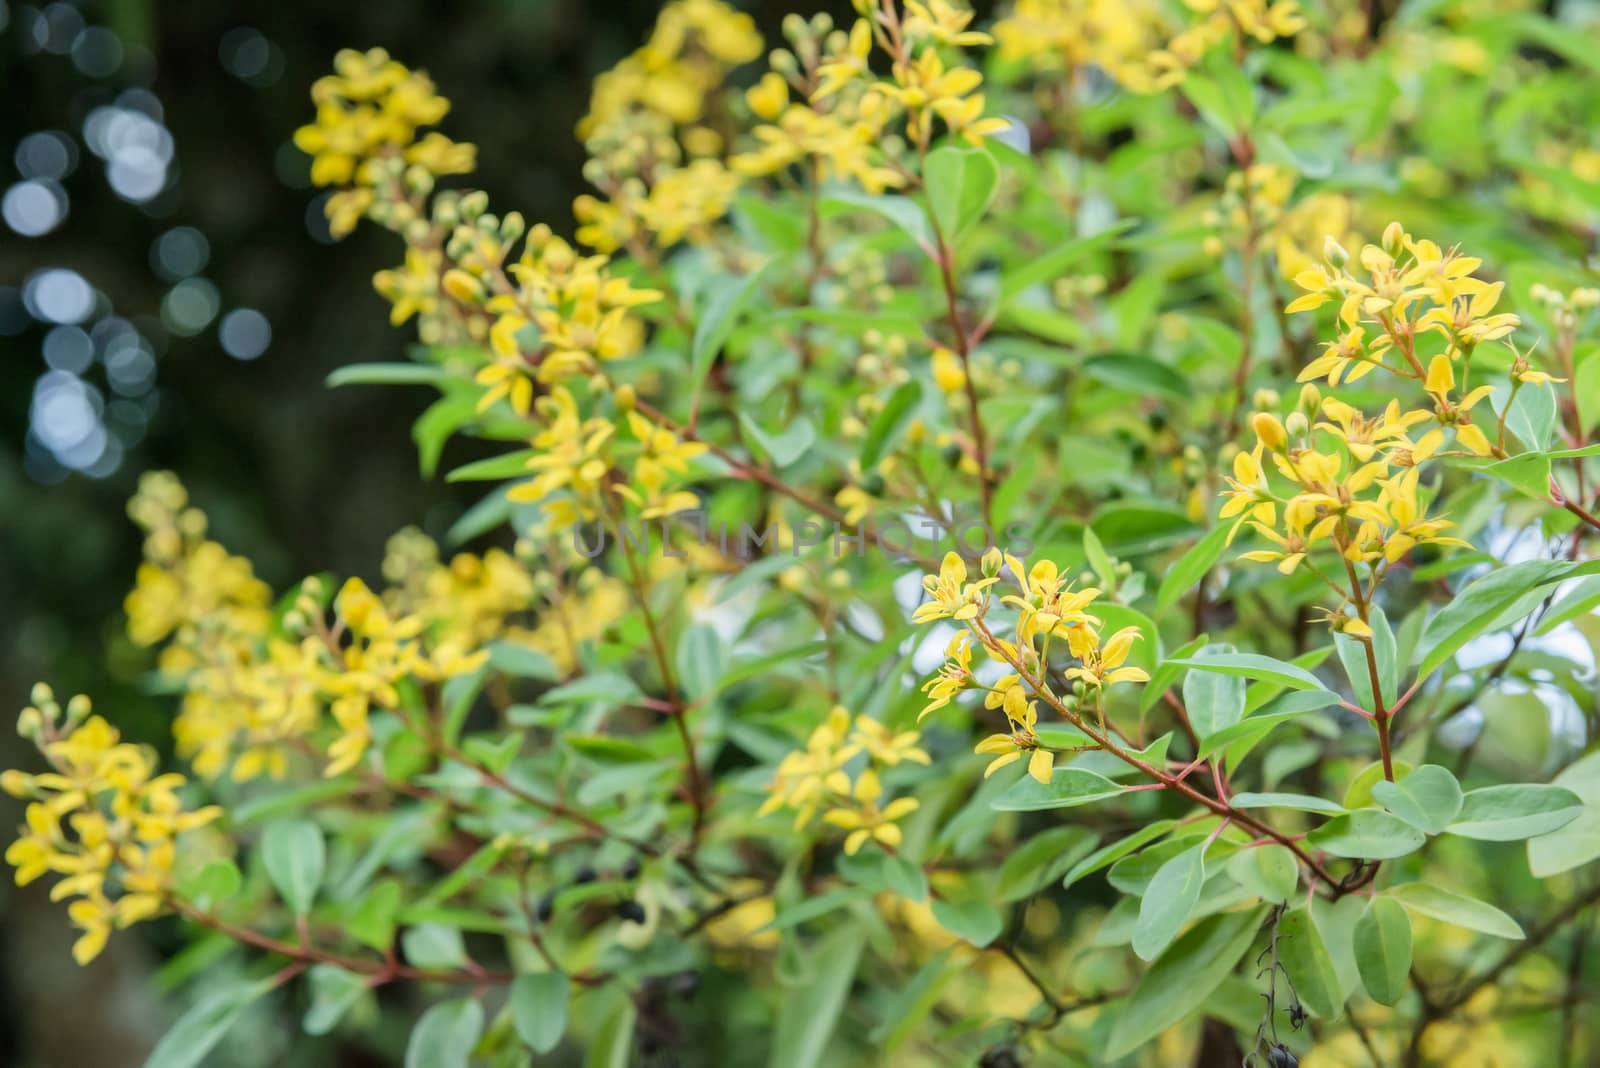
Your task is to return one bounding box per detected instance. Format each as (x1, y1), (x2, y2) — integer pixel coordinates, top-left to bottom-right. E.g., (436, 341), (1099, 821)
(0, 2), (880, 1064)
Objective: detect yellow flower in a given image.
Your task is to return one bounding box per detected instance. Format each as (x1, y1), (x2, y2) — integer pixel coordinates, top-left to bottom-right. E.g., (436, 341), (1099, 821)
(913, 552), (998, 623)
(1062, 626), (1151, 688)
(974, 697), (1054, 784)
(919, 631), (974, 720)
(4, 690), (221, 965)
(822, 769), (920, 855)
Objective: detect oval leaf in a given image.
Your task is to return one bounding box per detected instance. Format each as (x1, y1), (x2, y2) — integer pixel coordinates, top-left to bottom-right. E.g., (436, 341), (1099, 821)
(1353, 897), (1412, 1006)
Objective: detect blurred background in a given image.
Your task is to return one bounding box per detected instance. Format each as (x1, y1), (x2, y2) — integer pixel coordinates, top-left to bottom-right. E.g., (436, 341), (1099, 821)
(0, 1), (858, 1063)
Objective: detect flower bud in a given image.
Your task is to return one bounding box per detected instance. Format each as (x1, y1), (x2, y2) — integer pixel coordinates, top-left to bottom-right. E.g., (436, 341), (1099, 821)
(1297, 383), (1322, 415)
(1285, 410), (1309, 438)
(1251, 412), (1288, 452)
(1323, 235), (1349, 268)
(980, 546), (1003, 578)
(1382, 220), (1405, 256)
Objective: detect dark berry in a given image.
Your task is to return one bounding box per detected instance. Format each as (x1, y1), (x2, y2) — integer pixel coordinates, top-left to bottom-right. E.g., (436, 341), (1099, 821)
(617, 899), (647, 924)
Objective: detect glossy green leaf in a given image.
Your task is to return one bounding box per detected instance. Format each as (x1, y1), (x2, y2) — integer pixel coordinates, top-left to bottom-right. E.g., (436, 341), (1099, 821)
(304, 965), (368, 1036)
(924, 144), (999, 238)
(1445, 783), (1584, 841)
(1528, 751), (1600, 878)
(261, 819), (325, 917)
(404, 998), (482, 1068)
(1132, 844), (1206, 961)
(511, 972), (569, 1054)
(1104, 907), (1266, 1058)
(1307, 810), (1426, 860)
(991, 767), (1125, 811)
(1278, 907), (1344, 1019)
(1353, 898), (1412, 1006)
(1387, 883), (1524, 939)
(930, 898), (1004, 948)
(1371, 765), (1463, 835)
(1155, 524), (1230, 614)
(1182, 643), (1247, 740)
(1226, 844), (1298, 903)
(142, 977), (275, 1068)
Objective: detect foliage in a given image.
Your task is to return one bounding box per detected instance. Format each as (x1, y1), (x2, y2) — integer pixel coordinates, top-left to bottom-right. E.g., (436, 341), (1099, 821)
(9, 1), (1600, 1065)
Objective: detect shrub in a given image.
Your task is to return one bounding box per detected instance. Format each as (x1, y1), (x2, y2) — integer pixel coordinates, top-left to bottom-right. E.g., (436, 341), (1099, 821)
(9, 1), (1600, 1065)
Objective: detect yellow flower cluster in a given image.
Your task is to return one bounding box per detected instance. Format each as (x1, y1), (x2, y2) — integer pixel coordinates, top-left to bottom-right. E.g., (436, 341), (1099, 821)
(1222, 400), (1473, 607)
(914, 550), (1148, 783)
(4, 686), (221, 964)
(477, 225), (663, 412)
(993, 0), (1304, 94)
(507, 388), (706, 528)
(1287, 222), (1522, 391)
(733, 3), (1006, 193)
(760, 706), (928, 855)
(1216, 224), (1544, 631)
(293, 47), (476, 237)
(574, 0), (761, 255)
(124, 473), (486, 782)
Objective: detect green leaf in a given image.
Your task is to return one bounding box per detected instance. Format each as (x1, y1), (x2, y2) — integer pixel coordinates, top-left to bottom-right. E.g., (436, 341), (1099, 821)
(1104, 907), (1266, 1059)
(1353, 898), (1412, 1006)
(511, 972), (570, 1054)
(674, 622), (726, 701)
(1083, 526), (1116, 588)
(1535, 575), (1600, 636)
(739, 414), (816, 468)
(859, 379), (922, 468)
(1499, 379), (1559, 451)
(991, 768), (1125, 811)
(1334, 605), (1397, 710)
(326, 363), (449, 388)
(1371, 765), (1463, 835)
(1170, 652), (1329, 693)
(401, 923), (467, 969)
(1446, 783), (1584, 841)
(769, 922), (865, 1068)
(1226, 844), (1298, 904)
(1063, 820), (1178, 887)
(143, 977), (275, 1068)
(995, 826), (1097, 902)
(1182, 644), (1247, 740)
(1194, 703), (1333, 763)
(445, 449), (537, 484)
(930, 898), (1004, 948)
(347, 879), (403, 952)
(1155, 524), (1230, 614)
(870, 949), (956, 1053)
(924, 144), (999, 239)
(1081, 353), (1188, 397)
(261, 820), (325, 917)
(1528, 751), (1600, 878)
(1307, 810), (1426, 860)
(304, 964), (368, 1036)
(690, 266), (768, 403)
(412, 392), (478, 479)
(996, 221), (1136, 307)
(1344, 759), (1412, 811)
(405, 999), (483, 1068)
(176, 859), (242, 909)
(763, 887), (867, 932)
(1278, 907), (1344, 1019)
(1416, 560), (1600, 678)
(1133, 844), (1206, 961)
(486, 640), (558, 681)
(1228, 792), (1345, 815)
(821, 188), (933, 248)
(1387, 883), (1524, 940)
(541, 672), (645, 707)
